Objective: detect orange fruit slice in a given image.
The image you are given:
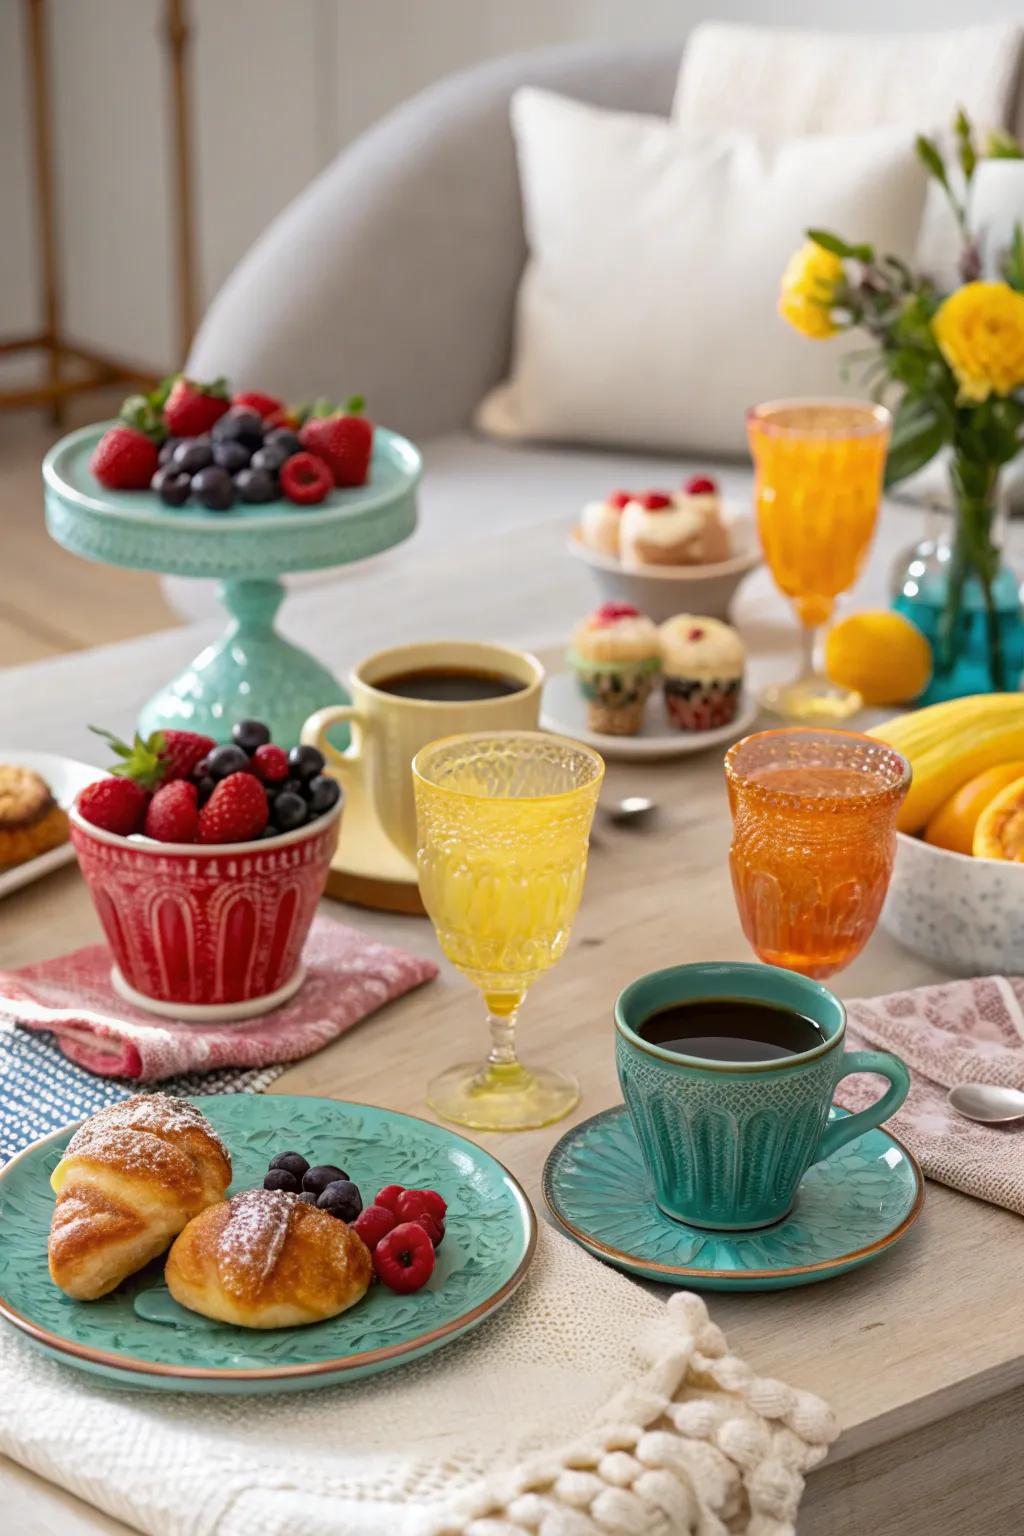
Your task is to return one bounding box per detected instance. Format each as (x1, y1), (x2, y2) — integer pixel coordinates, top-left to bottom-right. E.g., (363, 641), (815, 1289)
(973, 774), (1024, 860)
(924, 760), (1024, 855)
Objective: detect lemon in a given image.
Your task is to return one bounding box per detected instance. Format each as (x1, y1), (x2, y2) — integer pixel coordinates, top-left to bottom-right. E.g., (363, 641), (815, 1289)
(825, 612), (932, 707)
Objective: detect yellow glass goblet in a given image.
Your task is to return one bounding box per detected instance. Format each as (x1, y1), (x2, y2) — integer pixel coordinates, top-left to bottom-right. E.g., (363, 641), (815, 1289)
(747, 399), (891, 721)
(413, 730), (604, 1132)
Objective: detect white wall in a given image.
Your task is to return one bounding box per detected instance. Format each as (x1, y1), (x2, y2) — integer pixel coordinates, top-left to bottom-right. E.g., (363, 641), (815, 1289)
(2, 0), (1021, 375)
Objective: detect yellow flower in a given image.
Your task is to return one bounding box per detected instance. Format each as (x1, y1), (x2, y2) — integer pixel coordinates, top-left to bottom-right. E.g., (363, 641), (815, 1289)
(932, 281), (1024, 403)
(778, 241), (843, 339)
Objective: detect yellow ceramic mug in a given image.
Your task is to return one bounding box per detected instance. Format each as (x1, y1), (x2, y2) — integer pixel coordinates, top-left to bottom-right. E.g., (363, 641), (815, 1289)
(302, 641), (544, 861)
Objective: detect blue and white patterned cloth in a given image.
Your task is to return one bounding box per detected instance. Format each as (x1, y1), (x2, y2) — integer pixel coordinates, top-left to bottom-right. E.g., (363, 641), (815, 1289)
(0, 1021), (282, 1163)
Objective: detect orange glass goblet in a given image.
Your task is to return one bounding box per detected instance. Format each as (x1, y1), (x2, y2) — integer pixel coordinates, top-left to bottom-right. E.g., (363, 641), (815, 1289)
(725, 728), (911, 979)
(747, 399), (891, 720)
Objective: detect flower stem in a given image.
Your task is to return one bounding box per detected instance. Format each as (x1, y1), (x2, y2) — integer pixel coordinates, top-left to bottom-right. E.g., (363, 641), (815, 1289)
(946, 456), (1004, 690)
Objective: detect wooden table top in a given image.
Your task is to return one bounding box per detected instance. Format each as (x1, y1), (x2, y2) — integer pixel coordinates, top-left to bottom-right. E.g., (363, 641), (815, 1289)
(2, 498), (1023, 1534)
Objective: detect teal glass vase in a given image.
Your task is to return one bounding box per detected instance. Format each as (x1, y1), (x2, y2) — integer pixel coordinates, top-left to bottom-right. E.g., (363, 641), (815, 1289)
(890, 467), (1024, 703)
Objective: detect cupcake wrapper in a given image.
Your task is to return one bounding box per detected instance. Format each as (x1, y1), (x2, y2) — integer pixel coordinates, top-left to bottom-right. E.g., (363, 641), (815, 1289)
(586, 700), (646, 736)
(664, 675), (741, 732)
(572, 663), (658, 712)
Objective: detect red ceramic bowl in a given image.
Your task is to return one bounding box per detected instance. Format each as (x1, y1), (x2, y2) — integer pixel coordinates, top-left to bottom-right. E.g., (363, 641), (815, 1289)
(69, 798), (342, 1020)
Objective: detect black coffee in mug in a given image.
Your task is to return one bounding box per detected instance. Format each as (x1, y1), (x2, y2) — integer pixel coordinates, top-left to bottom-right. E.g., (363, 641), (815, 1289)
(376, 667), (526, 703)
(637, 997), (826, 1063)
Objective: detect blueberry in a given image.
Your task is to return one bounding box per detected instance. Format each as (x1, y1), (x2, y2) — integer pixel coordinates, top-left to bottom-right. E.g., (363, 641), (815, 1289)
(158, 436), (182, 466)
(250, 443), (289, 473)
(296, 1191), (317, 1204)
(260, 824), (281, 839)
(306, 775), (341, 817)
(301, 1163), (348, 1198)
(191, 466), (235, 511)
(278, 777), (305, 799)
(268, 1150), (309, 1178)
(265, 428), (301, 456)
(316, 1180), (363, 1222)
(194, 774), (216, 805)
(234, 466), (278, 504)
(288, 744), (325, 783)
(208, 742), (250, 779)
(151, 467), (191, 507)
(263, 1168), (300, 1193)
(213, 439), (251, 473)
(213, 408), (263, 450)
(272, 791), (307, 832)
(232, 719), (271, 755)
(173, 438), (214, 474)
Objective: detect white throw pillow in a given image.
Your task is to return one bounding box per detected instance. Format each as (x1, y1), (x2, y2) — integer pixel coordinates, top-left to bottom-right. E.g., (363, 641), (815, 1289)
(477, 89), (926, 458)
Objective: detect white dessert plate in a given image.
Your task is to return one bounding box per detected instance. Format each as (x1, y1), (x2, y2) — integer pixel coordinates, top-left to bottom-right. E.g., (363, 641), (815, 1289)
(0, 750), (103, 900)
(541, 672), (761, 761)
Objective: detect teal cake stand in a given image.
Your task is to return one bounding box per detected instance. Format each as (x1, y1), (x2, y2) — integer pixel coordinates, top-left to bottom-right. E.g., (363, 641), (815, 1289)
(43, 422), (421, 746)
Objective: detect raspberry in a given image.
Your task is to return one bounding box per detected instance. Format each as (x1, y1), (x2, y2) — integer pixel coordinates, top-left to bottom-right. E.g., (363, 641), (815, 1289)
(607, 490), (632, 509)
(375, 1184), (405, 1213)
(591, 602), (640, 627)
(373, 1222), (436, 1293)
(684, 475), (717, 496)
(413, 1212), (445, 1248)
(396, 1189), (447, 1225)
(351, 1204), (398, 1252)
(639, 492), (673, 510)
(253, 744), (289, 783)
(280, 452), (333, 505)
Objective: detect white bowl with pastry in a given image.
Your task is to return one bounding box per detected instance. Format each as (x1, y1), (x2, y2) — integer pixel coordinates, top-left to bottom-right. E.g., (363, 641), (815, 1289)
(568, 479), (761, 623)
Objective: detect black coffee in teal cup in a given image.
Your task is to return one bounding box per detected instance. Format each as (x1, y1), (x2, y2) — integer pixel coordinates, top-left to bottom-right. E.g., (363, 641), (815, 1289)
(615, 961), (910, 1230)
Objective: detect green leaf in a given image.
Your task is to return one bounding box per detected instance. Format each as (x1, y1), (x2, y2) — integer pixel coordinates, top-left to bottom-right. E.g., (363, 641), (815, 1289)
(915, 134), (949, 188)
(985, 128), (1024, 160)
(344, 394), (366, 415)
(884, 395), (950, 485)
(806, 228), (874, 263)
(1003, 223), (1024, 293)
(954, 106), (977, 181)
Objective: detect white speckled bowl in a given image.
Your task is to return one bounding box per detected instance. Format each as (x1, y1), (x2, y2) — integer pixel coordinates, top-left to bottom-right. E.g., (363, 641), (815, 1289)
(881, 831), (1024, 976)
(566, 514), (761, 623)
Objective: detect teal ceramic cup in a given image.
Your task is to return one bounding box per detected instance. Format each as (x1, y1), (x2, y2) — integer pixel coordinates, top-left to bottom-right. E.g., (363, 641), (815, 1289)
(615, 961), (910, 1231)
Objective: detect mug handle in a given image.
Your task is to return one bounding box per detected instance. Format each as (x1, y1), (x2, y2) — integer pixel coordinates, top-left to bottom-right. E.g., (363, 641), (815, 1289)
(301, 705), (367, 795)
(814, 1050), (910, 1164)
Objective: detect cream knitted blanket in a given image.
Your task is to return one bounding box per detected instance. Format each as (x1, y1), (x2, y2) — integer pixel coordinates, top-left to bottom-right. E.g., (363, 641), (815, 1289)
(0, 1228), (836, 1535)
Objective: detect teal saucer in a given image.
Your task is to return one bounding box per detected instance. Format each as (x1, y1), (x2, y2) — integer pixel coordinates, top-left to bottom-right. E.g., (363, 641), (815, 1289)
(0, 1096), (535, 1393)
(543, 1105), (923, 1291)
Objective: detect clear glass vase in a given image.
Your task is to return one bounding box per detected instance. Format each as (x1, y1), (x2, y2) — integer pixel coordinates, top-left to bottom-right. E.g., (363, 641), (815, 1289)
(890, 463), (1024, 703)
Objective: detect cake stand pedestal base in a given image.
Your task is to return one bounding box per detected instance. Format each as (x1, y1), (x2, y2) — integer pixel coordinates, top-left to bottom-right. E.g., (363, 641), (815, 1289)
(138, 578), (348, 749)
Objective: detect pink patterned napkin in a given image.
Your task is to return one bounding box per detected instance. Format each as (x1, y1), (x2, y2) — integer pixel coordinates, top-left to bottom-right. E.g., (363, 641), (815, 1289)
(0, 916), (437, 1082)
(841, 976), (1024, 1216)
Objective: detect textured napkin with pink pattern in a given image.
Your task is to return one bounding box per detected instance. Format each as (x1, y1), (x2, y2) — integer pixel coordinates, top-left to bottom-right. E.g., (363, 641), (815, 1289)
(0, 916), (437, 1081)
(842, 975), (1024, 1217)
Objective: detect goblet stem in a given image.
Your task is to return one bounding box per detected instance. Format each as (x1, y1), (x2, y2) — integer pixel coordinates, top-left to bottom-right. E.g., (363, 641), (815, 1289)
(486, 1007), (521, 1069)
(798, 623), (817, 682)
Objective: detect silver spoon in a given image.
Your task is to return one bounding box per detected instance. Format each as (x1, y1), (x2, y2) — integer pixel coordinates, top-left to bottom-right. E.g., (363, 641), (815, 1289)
(604, 795), (656, 827)
(947, 1082), (1024, 1125)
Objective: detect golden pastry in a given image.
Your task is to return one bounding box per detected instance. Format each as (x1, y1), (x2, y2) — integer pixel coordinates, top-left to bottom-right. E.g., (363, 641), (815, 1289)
(48, 1095), (232, 1300)
(165, 1188), (372, 1328)
(0, 764), (69, 868)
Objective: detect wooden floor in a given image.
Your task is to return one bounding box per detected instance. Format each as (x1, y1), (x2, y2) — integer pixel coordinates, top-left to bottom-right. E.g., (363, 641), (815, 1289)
(0, 395), (178, 666)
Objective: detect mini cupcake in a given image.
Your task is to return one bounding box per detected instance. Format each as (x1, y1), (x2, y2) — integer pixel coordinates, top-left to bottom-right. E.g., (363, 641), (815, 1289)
(569, 603), (662, 735)
(659, 615), (745, 731)
(0, 765), (69, 868)
(579, 490), (631, 559)
(620, 479), (731, 568)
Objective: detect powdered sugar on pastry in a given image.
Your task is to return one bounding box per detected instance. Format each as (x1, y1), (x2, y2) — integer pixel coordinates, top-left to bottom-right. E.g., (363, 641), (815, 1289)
(218, 1188), (294, 1299)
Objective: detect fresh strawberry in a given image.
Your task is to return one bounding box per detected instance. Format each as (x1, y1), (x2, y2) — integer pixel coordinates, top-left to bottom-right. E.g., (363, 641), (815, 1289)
(77, 777), (148, 836)
(90, 726), (215, 789)
(90, 427), (159, 491)
(373, 1222), (436, 1293)
(253, 744), (289, 783)
(232, 390), (283, 420)
(280, 452), (333, 505)
(298, 395), (373, 487)
(264, 405), (302, 431)
(144, 779), (198, 843)
(684, 475), (717, 496)
(198, 771), (269, 843)
(639, 492), (673, 510)
(163, 375), (231, 437)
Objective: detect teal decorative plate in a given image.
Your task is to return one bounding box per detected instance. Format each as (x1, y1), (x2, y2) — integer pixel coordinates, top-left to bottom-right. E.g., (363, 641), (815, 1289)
(0, 1096), (535, 1393)
(43, 422), (420, 580)
(543, 1105), (923, 1291)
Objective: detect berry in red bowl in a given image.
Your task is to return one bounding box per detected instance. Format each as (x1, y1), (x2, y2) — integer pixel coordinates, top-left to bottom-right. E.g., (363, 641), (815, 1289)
(69, 792), (342, 1022)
